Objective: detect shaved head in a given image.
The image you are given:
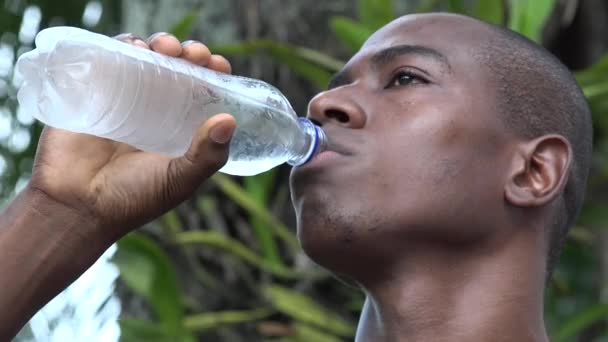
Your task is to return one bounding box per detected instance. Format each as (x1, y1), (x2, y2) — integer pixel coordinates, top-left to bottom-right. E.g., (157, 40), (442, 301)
(472, 20), (593, 278)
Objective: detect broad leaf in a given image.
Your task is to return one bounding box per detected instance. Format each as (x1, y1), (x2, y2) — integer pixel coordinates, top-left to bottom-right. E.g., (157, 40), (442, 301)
(170, 10), (201, 41)
(330, 16), (374, 53)
(262, 285), (356, 337)
(175, 230), (304, 279)
(183, 308), (274, 331)
(210, 40), (339, 88)
(508, 0), (557, 42)
(553, 304), (608, 341)
(160, 210), (183, 238)
(416, 0), (442, 12)
(211, 174), (299, 249)
(285, 323), (343, 342)
(359, 0), (395, 31)
(119, 319), (172, 342)
(473, 0), (504, 25)
(114, 233), (184, 338)
(244, 170), (284, 267)
(576, 54), (608, 132)
(577, 202), (608, 227)
(447, 0), (466, 14)
(576, 54), (608, 89)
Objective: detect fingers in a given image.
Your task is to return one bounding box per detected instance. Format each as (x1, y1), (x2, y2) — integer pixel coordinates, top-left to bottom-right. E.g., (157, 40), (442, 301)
(114, 32), (233, 74)
(146, 32), (183, 57)
(166, 113), (236, 190)
(113, 33), (149, 49)
(187, 113), (236, 163)
(180, 41), (211, 66)
(181, 42), (232, 73)
(207, 54), (232, 74)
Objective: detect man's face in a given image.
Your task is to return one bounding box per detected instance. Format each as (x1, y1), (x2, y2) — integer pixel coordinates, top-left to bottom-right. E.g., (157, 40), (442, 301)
(290, 14), (514, 274)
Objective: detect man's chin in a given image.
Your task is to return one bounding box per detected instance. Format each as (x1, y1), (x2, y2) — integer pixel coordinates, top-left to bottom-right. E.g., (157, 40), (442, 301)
(296, 218), (334, 261)
(296, 211), (367, 277)
(299, 231), (350, 275)
(297, 229), (360, 289)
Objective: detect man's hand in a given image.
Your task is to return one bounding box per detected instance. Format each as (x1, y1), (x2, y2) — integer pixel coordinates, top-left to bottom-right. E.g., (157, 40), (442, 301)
(29, 32), (237, 239)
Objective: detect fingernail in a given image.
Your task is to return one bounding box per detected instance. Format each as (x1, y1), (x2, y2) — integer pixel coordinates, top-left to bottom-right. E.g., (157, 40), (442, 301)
(128, 34), (144, 42)
(114, 33), (144, 43)
(210, 124), (234, 144)
(181, 40), (197, 47)
(146, 32), (170, 44)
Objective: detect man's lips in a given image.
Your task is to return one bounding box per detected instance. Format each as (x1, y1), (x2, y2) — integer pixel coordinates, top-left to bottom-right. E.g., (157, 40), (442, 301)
(310, 150), (344, 164)
(299, 129), (354, 169)
(321, 126), (355, 155)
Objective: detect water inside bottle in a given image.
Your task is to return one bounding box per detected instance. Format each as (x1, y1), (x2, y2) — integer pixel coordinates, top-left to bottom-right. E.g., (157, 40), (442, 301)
(201, 86), (305, 176)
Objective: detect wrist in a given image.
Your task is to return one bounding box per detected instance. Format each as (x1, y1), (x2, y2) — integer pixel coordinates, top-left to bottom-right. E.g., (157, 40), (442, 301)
(0, 185), (115, 339)
(11, 185), (111, 247)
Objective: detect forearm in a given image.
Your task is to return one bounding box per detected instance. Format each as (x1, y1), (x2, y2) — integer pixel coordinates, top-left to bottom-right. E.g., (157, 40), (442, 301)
(0, 186), (112, 340)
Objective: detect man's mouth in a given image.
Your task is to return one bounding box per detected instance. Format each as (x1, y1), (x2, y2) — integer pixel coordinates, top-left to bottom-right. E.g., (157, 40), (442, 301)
(312, 150), (343, 163)
(321, 125), (355, 154)
(300, 128), (354, 169)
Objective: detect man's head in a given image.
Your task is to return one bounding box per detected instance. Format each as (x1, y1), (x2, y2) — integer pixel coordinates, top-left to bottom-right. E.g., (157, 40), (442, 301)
(289, 13), (592, 283)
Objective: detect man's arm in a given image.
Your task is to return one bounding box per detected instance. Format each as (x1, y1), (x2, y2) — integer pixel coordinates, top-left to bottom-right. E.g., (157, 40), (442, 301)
(0, 187), (110, 340)
(0, 32), (236, 339)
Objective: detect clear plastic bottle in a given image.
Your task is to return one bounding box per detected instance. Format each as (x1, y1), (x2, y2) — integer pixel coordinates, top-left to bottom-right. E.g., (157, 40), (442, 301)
(15, 26), (326, 176)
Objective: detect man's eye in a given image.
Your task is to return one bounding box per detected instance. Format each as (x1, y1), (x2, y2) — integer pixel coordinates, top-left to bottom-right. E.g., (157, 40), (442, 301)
(387, 71), (426, 88)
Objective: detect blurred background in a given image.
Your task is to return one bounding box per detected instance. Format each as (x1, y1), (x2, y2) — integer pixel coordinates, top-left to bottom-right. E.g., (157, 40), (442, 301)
(1, 0), (608, 341)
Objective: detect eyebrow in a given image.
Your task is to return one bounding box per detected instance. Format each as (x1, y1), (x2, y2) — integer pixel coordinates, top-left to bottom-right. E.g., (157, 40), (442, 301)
(327, 44), (451, 90)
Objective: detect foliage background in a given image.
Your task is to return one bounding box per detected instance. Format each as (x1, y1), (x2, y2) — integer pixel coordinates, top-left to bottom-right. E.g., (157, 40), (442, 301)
(2, 0), (608, 341)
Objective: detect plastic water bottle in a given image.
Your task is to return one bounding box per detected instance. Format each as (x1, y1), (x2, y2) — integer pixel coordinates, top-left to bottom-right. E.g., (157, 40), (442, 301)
(15, 27), (326, 176)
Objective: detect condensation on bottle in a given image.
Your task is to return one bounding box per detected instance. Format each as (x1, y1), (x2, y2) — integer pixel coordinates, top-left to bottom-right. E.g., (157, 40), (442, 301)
(16, 27), (326, 176)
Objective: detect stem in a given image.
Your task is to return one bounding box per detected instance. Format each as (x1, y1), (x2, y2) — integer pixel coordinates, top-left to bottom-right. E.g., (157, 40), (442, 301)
(183, 308), (274, 331)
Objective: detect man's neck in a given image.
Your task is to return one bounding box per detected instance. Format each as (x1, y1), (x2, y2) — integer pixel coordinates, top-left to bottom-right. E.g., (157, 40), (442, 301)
(353, 229), (549, 342)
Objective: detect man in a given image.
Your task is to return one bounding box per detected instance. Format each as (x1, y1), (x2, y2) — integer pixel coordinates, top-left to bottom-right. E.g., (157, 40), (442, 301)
(0, 13), (593, 341)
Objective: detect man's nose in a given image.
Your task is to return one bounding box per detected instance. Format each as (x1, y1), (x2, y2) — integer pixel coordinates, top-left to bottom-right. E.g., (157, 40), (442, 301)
(307, 89), (366, 128)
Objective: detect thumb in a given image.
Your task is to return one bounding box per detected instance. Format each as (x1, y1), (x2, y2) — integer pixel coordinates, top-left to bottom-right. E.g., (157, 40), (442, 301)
(166, 113), (236, 192)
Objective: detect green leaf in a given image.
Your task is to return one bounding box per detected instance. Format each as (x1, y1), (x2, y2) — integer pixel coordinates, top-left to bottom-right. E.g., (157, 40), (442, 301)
(210, 40), (340, 89)
(269, 52), (333, 89)
(170, 10), (201, 41)
(447, 0), (466, 14)
(508, 0), (557, 42)
(549, 270), (571, 295)
(329, 16), (374, 53)
(553, 304), (608, 341)
(576, 54), (608, 88)
(582, 82), (608, 100)
(576, 54), (608, 133)
(577, 202), (608, 227)
(416, 0), (442, 12)
(577, 54), (608, 111)
(211, 174), (299, 250)
(211, 40), (344, 72)
(285, 323), (344, 342)
(473, 0), (504, 25)
(174, 231), (304, 279)
(160, 210), (183, 239)
(119, 319), (173, 342)
(244, 170), (283, 267)
(114, 233), (184, 338)
(113, 244), (154, 296)
(568, 226), (595, 245)
(262, 285), (356, 337)
(359, 0), (395, 31)
(183, 308), (274, 331)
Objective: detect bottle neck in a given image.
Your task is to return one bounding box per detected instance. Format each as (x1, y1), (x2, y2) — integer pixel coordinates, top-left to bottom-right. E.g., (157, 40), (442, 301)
(287, 118), (327, 166)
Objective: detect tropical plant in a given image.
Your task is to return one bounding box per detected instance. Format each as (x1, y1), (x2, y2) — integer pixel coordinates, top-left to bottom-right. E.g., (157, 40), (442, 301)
(3, 1), (608, 341)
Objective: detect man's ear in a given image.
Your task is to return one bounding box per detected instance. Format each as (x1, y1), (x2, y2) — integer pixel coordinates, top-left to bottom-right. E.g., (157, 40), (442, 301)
(505, 135), (572, 208)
